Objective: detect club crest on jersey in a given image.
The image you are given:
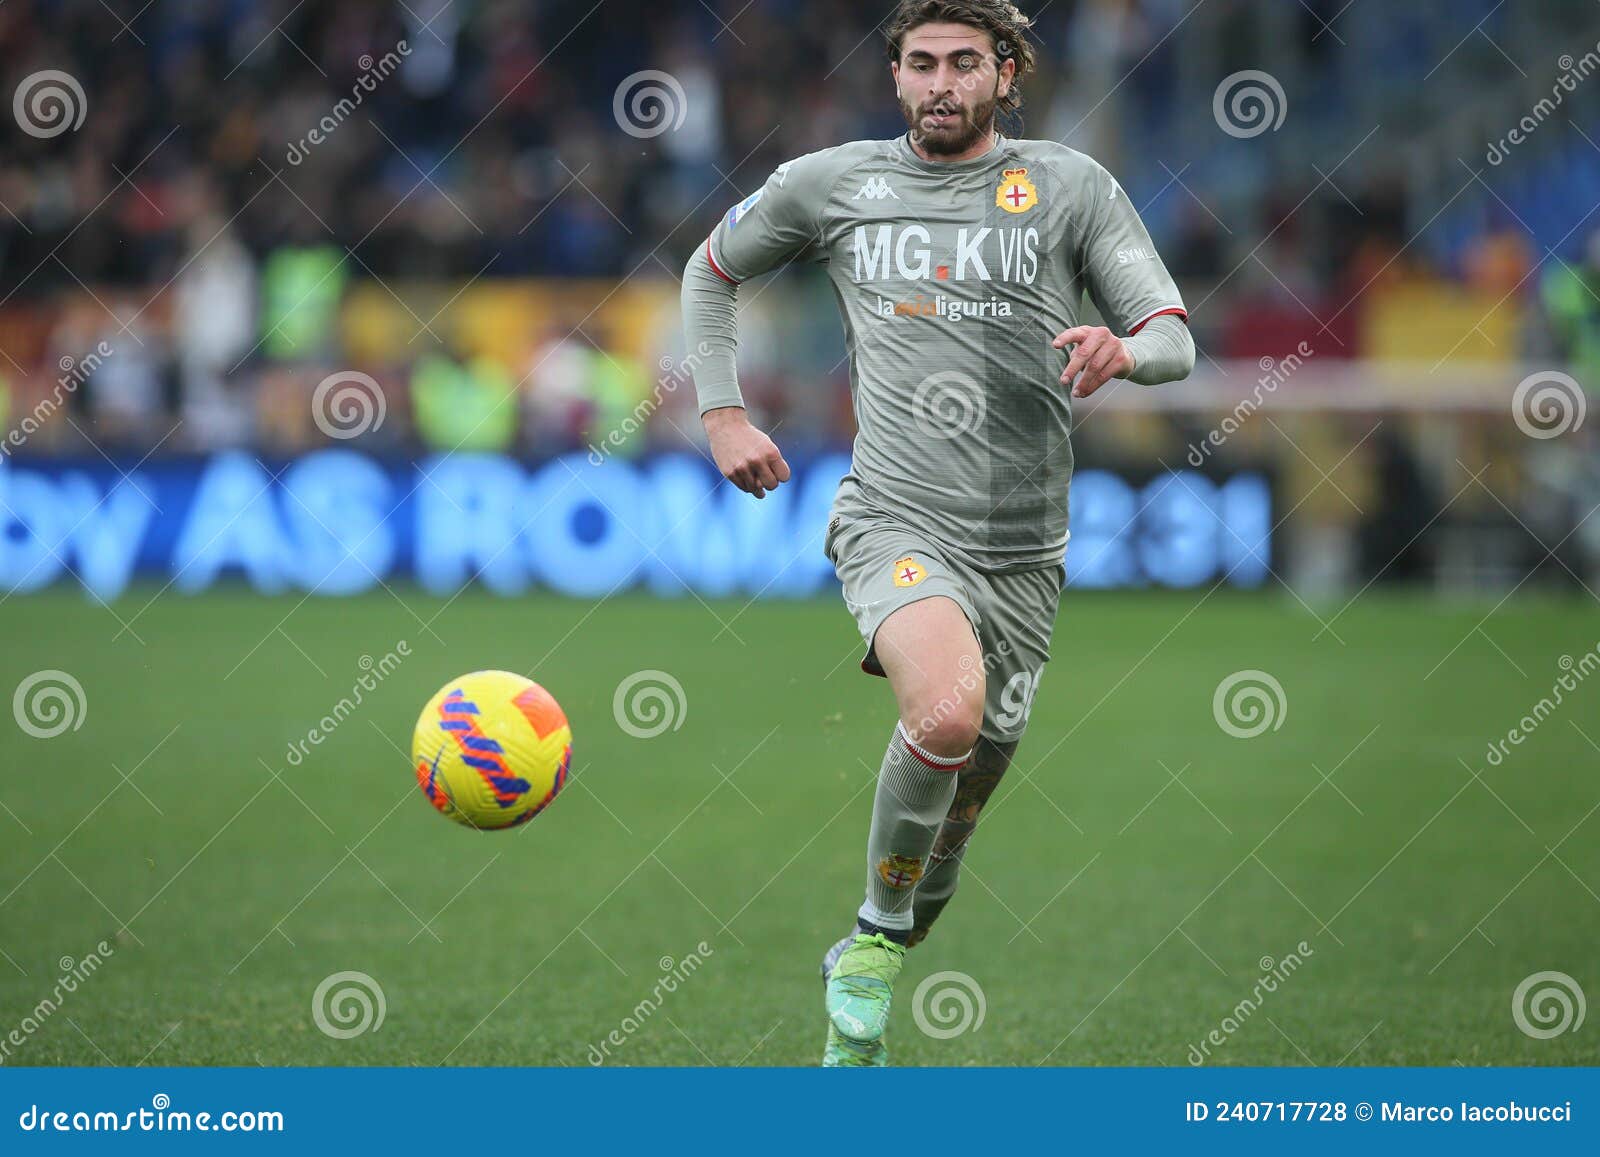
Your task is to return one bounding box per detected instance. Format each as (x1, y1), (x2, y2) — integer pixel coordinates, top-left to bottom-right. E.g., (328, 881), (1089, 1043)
(995, 167), (1038, 214)
(877, 853), (924, 889)
(891, 556), (926, 587)
(725, 189), (764, 228)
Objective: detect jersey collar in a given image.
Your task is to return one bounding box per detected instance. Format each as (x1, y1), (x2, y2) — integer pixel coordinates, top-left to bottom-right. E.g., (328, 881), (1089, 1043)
(895, 131), (1009, 173)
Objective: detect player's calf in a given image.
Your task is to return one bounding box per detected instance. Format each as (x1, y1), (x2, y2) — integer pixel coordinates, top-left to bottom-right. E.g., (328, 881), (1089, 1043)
(911, 736), (1018, 945)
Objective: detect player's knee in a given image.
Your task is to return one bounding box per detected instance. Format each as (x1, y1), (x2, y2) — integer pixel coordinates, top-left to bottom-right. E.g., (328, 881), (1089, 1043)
(903, 699), (982, 759)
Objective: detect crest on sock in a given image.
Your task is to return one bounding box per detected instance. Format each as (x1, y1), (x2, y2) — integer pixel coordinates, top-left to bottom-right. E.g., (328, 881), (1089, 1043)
(877, 853), (925, 889)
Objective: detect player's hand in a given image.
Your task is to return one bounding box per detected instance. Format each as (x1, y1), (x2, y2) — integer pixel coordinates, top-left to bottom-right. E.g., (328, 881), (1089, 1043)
(703, 406), (791, 499)
(1051, 325), (1135, 399)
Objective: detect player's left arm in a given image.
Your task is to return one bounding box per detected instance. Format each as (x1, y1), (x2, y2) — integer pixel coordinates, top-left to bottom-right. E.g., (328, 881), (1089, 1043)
(1053, 165), (1194, 398)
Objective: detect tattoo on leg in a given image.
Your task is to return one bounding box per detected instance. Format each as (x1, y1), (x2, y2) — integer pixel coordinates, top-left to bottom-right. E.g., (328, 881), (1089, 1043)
(927, 818), (976, 872)
(948, 736), (1017, 823)
(910, 737), (1018, 945)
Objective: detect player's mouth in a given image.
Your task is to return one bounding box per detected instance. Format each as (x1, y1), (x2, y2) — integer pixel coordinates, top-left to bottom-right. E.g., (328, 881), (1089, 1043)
(921, 101), (961, 127)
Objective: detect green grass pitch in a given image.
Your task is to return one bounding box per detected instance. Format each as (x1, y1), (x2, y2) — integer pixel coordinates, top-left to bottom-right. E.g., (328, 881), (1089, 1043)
(0, 586), (1596, 1066)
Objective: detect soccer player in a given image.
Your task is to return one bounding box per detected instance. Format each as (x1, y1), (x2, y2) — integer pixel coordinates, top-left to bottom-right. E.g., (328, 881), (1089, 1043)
(681, 0), (1194, 1066)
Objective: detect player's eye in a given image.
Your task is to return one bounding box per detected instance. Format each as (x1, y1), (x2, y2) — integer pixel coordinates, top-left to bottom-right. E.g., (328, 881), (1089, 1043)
(957, 55), (976, 70)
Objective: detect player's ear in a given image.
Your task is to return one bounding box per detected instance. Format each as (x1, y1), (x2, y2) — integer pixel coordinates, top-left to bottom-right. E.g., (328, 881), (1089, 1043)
(997, 55), (1015, 99)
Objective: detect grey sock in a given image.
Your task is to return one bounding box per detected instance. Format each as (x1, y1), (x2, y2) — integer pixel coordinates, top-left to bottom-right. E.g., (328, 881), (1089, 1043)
(858, 722), (968, 931)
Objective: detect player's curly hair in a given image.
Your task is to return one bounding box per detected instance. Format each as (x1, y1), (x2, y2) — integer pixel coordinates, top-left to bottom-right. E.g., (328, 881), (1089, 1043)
(883, 0), (1038, 125)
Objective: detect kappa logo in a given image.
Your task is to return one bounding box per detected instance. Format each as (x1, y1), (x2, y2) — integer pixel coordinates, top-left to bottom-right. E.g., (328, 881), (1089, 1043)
(853, 176), (899, 201)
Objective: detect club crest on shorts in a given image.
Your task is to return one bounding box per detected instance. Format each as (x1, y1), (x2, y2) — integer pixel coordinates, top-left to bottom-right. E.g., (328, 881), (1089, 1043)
(877, 853), (924, 889)
(891, 556), (926, 587)
(995, 167), (1038, 214)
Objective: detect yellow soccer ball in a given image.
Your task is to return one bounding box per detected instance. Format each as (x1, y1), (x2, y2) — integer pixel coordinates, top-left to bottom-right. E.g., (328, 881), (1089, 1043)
(411, 670), (572, 830)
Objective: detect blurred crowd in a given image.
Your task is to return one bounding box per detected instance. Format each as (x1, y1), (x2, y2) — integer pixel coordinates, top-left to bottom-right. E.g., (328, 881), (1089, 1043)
(1, 0), (1597, 459)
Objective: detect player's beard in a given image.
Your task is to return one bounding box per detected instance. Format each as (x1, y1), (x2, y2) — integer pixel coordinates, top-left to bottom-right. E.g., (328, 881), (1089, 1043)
(901, 84), (998, 156)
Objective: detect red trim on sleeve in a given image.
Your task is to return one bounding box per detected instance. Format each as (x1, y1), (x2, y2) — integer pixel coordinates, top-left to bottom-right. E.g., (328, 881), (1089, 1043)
(1128, 306), (1188, 335)
(705, 240), (739, 286)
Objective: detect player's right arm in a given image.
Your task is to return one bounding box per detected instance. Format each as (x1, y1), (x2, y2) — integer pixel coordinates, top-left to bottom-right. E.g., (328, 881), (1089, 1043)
(682, 153), (832, 499)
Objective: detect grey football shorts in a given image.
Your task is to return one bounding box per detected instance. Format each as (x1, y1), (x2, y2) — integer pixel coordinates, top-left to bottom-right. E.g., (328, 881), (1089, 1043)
(824, 508), (1064, 743)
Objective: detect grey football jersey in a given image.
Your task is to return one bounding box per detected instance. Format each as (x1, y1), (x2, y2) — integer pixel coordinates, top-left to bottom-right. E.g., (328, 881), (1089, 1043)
(706, 133), (1186, 572)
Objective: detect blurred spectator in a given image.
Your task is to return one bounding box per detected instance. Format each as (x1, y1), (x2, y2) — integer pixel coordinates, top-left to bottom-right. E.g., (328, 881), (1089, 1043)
(174, 213), (258, 447)
(523, 328), (596, 453)
(412, 349), (516, 452)
(259, 242), (346, 362)
(0, 0), (1594, 463)
(82, 307), (169, 448)
(1540, 229), (1600, 389)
